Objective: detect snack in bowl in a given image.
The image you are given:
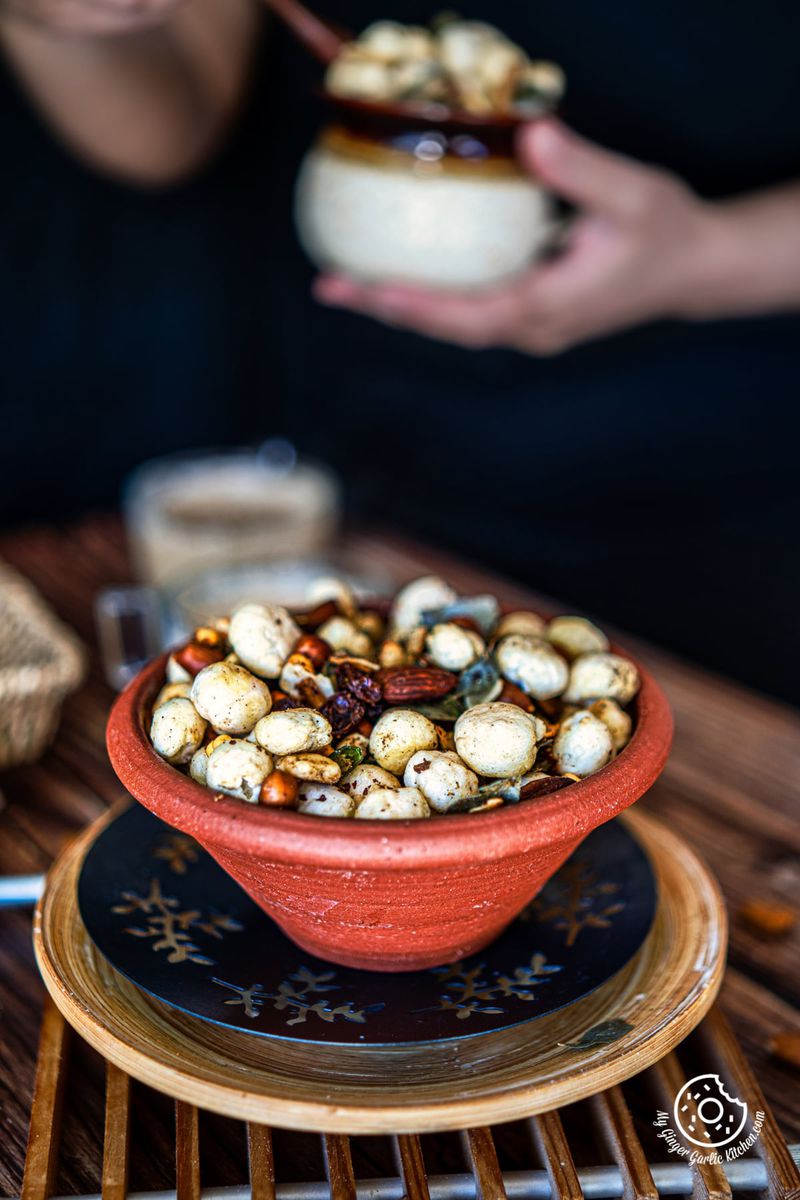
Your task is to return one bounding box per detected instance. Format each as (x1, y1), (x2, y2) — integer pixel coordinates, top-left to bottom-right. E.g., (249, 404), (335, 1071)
(108, 576), (671, 971)
(145, 577), (641, 819)
(295, 17), (564, 289)
(324, 16), (565, 116)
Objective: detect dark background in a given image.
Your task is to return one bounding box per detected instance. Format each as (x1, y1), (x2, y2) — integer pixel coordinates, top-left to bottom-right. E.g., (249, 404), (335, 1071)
(1, 0), (799, 699)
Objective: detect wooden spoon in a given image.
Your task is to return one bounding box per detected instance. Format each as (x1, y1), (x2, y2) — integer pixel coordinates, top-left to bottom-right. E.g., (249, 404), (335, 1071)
(262, 0), (349, 64)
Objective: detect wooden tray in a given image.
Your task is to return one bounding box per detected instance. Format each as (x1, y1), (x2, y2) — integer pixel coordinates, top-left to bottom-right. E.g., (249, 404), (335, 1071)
(33, 806), (726, 1134)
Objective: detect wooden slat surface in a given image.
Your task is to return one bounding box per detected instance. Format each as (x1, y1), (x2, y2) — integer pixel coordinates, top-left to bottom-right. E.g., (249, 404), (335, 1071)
(590, 1087), (657, 1200)
(648, 1052), (732, 1200)
(174, 1102), (201, 1200)
(0, 515), (798, 1195)
(247, 1124), (276, 1200)
(101, 1062), (130, 1200)
(694, 1008), (800, 1200)
(21, 998), (69, 1200)
(462, 1128), (507, 1200)
(393, 1135), (430, 1200)
(529, 1111), (583, 1200)
(322, 1134), (356, 1200)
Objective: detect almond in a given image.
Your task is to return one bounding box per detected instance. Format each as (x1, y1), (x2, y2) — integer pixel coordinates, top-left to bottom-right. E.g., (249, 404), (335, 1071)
(294, 633), (333, 671)
(376, 666), (457, 704)
(295, 599), (338, 629)
(498, 679), (534, 712)
(519, 775), (575, 801)
(174, 641), (225, 676)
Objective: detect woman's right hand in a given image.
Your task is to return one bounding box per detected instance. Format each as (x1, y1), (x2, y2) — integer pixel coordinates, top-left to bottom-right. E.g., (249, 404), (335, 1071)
(2, 0), (185, 36)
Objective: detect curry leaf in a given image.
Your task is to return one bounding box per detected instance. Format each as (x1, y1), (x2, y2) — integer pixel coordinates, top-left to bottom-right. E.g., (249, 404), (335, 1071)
(559, 1019), (633, 1051)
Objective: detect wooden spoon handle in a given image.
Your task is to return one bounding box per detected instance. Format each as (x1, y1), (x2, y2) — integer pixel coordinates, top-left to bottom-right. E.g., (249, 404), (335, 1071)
(262, 0), (349, 64)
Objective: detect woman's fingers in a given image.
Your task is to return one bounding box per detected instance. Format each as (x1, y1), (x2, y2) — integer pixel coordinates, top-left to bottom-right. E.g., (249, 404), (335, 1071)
(518, 118), (675, 222)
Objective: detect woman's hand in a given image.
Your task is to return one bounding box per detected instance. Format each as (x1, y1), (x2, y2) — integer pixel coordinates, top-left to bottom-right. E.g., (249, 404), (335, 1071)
(314, 119), (722, 354)
(2, 0), (185, 35)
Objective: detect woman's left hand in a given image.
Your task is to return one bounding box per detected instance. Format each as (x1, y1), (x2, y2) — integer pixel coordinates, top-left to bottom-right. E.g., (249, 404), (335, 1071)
(313, 118), (717, 354)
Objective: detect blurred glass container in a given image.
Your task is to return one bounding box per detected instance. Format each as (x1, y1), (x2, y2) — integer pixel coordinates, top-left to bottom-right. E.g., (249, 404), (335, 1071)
(94, 585), (164, 690)
(125, 442), (341, 586)
(167, 557), (394, 643)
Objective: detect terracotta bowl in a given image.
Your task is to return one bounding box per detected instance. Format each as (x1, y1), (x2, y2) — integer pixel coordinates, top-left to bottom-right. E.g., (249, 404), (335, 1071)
(107, 645), (672, 973)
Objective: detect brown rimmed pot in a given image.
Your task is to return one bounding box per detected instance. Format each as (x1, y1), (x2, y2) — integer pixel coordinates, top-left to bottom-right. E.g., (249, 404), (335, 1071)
(294, 96), (556, 290)
(107, 638), (672, 973)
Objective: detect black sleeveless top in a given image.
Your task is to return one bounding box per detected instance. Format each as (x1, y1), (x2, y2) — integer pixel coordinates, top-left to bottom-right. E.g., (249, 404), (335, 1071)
(2, 1), (799, 697)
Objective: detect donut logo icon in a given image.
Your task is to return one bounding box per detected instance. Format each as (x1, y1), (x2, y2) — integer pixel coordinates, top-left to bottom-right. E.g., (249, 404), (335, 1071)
(673, 1074), (749, 1148)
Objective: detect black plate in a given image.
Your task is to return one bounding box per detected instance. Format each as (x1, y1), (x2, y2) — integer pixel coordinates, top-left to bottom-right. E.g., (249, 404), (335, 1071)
(78, 805), (656, 1047)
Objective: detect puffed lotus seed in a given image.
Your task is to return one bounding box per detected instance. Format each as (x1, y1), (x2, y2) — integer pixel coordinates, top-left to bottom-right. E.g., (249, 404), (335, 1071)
(166, 654), (191, 684)
(589, 698), (633, 752)
(206, 739), (274, 802)
(297, 782), (357, 817)
(228, 602), (301, 679)
(525, 60), (565, 98)
(340, 763), (401, 797)
(255, 709), (332, 756)
(189, 747), (208, 785)
(563, 652), (640, 705)
(390, 575), (457, 638)
(546, 615), (609, 660)
(438, 21), (502, 77)
(336, 731), (370, 754)
(150, 698), (207, 765)
(276, 753), (342, 783)
(355, 786), (431, 820)
(495, 611), (546, 639)
(479, 39), (525, 101)
(402, 25), (436, 60)
(306, 575), (358, 618)
(403, 750), (479, 813)
(191, 661), (271, 735)
(148, 572), (640, 820)
(326, 52), (394, 101)
(356, 610), (384, 640)
(454, 701), (539, 777)
(325, 17), (564, 118)
(495, 634), (569, 700)
(315, 616), (373, 657)
(279, 657), (334, 703)
(425, 623), (484, 671)
(369, 708), (439, 775)
(553, 711), (613, 776)
(359, 20), (413, 60)
(154, 681), (191, 708)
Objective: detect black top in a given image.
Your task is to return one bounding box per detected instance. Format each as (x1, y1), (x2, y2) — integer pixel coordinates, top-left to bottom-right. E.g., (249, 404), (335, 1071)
(2, 2), (799, 698)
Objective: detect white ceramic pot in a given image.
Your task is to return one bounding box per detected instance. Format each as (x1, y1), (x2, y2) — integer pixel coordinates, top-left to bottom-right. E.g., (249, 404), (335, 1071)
(295, 123), (553, 289)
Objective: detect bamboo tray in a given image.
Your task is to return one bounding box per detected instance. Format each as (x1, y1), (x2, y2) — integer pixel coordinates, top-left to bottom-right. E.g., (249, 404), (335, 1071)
(33, 807), (726, 1134)
(20, 998), (800, 1200)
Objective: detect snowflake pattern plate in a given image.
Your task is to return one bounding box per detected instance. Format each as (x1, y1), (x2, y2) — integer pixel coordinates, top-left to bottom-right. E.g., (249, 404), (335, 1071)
(77, 805), (656, 1046)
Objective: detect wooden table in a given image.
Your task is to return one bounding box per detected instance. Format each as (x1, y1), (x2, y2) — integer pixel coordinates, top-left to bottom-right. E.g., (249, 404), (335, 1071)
(0, 515), (798, 1197)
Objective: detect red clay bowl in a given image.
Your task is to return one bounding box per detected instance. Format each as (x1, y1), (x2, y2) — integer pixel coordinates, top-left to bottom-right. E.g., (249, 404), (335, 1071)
(107, 644), (672, 972)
